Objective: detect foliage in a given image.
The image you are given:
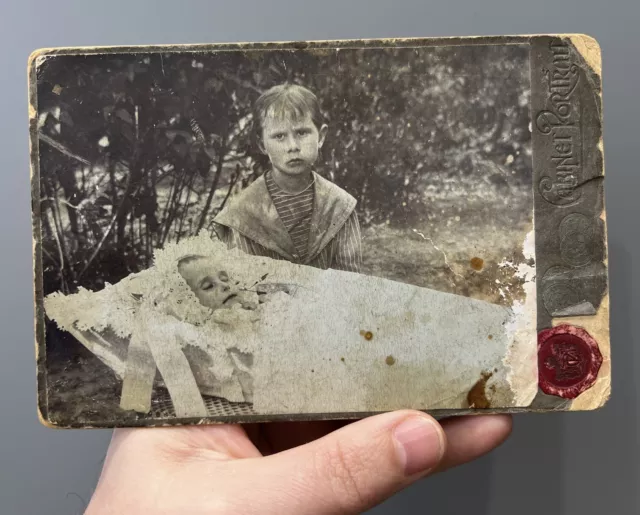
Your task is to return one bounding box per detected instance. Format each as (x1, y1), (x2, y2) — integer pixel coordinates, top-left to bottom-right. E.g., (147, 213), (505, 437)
(37, 44), (532, 293)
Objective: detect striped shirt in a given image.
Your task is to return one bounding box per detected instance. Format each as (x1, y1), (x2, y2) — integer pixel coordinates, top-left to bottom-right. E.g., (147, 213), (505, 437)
(265, 172), (314, 263)
(224, 211), (363, 273)
(214, 172), (363, 273)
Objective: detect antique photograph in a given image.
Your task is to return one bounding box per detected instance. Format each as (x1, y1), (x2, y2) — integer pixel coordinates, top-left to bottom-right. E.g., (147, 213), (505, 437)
(33, 41), (540, 426)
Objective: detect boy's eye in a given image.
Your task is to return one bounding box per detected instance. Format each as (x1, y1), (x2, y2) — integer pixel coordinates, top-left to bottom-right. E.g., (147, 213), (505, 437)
(296, 129), (310, 136)
(273, 134), (285, 141)
(200, 280), (214, 291)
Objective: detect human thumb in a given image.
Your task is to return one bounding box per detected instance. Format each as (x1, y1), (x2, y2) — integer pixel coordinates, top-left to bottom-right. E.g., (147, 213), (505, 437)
(242, 410), (446, 514)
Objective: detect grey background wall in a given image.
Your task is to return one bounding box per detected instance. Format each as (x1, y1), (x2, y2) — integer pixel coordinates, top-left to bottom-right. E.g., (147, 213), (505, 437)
(1, 1), (637, 513)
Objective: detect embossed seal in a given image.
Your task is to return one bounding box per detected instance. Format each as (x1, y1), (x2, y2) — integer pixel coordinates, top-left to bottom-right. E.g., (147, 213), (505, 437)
(538, 325), (603, 399)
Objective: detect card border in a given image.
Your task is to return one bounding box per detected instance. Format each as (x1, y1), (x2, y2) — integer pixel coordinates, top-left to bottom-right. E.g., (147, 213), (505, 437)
(28, 34), (609, 428)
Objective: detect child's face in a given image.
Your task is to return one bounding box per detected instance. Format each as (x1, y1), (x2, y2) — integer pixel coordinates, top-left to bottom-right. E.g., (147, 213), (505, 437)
(260, 112), (327, 177)
(178, 258), (242, 311)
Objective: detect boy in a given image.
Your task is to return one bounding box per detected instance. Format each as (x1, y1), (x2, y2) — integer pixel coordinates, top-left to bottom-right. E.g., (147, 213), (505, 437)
(213, 84), (362, 273)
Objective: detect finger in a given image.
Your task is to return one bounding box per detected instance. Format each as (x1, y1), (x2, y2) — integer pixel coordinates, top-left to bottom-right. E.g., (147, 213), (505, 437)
(235, 410), (446, 514)
(244, 421), (347, 455)
(259, 420), (350, 454)
(437, 414), (512, 472)
(243, 424), (273, 455)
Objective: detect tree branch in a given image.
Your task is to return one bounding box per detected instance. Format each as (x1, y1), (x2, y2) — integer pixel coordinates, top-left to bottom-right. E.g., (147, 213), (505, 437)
(39, 133), (91, 166)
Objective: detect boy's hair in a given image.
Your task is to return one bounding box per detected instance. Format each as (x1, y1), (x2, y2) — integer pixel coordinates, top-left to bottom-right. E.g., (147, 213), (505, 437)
(253, 84), (324, 141)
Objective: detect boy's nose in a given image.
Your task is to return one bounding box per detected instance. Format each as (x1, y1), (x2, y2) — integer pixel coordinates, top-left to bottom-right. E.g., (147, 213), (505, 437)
(287, 136), (300, 152)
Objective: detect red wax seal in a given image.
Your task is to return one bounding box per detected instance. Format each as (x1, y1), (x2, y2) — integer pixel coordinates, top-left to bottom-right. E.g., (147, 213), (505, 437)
(538, 325), (603, 399)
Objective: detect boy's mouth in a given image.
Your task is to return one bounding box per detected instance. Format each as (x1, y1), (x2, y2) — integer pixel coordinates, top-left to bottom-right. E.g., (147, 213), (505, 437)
(287, 158), (306, 165)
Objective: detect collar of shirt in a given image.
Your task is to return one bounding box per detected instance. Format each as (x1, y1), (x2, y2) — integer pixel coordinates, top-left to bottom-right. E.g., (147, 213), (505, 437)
(214, 171), (357, 263)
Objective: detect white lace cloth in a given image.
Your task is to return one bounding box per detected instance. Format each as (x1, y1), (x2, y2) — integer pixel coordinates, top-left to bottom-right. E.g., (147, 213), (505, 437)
(44, 233), (537, 418)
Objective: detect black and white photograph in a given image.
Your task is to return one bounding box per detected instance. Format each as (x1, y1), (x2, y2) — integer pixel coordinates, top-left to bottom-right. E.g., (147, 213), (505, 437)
(32, 39), (560, 426)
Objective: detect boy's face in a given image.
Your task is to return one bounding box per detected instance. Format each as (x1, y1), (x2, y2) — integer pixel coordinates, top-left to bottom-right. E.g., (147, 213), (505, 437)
(260, 112), (328, 177)
(178, 258), (243, 311)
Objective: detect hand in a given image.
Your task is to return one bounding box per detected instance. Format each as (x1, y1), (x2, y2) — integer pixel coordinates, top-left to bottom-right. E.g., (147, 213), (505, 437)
(86, 411), (511, 514)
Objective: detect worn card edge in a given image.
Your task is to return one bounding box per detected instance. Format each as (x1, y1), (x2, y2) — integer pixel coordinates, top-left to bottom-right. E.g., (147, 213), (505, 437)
(564, 34), (610, 411)
(28, 33), (609, 427)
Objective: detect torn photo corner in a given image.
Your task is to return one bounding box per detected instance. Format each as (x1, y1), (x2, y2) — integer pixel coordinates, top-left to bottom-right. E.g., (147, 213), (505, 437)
(29, 34), (610, 428)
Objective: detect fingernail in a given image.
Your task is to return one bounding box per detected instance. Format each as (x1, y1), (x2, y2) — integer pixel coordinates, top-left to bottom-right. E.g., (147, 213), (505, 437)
(393, 416), (444, 476)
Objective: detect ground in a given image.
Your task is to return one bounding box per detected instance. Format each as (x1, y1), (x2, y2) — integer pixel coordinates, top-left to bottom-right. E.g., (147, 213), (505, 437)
(362, 184), (532, 306)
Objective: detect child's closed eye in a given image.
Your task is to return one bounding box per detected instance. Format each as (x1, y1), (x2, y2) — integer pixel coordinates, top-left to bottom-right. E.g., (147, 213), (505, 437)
(200, 279), (214, 291)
